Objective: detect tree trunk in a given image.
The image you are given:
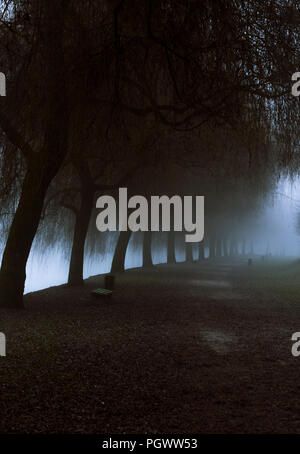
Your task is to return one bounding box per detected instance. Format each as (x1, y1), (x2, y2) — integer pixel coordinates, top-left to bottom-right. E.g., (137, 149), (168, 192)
(209, 233), (216, 259)
(111, 231), (131, 273)
(68, 186), (94, 285)
(250, 239), (254, 255)
(216, 236), (222, 257)
(242, 238), (246, 255)
(229, 237), (236, 257)
(186, 242), (193, 262)
(223, 237), (228, 257)
(142, 231), (153, 267)
(167, 231), (176, 264)
(235, 241), (239, 256)
(198, 241), (205, 260)
(0, 162), (59, 308)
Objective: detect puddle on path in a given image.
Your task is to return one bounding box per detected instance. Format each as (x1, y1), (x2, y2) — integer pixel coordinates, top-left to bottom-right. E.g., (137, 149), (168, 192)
(201, 330), (236, 354)
(191, 279), (232, 288)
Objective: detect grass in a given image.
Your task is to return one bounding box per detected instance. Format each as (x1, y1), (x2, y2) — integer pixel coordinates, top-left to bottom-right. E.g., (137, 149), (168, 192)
(234, 257), (300, 303)
(1, 259), (300, 433)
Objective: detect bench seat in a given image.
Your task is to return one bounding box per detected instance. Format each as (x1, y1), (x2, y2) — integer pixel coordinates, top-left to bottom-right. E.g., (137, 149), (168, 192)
(91, 288), (113, 297)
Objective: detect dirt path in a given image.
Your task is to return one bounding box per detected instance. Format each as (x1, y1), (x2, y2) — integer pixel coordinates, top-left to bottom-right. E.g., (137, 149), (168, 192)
(0, 259), (299, 433)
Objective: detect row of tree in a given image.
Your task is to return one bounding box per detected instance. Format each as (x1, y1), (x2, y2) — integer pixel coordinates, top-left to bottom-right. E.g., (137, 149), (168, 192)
(0, 0), (299, 308)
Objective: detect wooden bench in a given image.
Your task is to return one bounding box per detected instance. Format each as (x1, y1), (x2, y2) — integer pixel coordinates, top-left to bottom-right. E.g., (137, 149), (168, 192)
(91, 288), (113, 298)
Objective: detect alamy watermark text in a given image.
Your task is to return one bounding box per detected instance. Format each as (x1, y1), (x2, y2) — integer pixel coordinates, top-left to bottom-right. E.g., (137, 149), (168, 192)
(96, 188), (204, 243)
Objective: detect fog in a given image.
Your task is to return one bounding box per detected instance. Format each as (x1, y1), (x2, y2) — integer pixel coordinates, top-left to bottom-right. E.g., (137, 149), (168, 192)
(250, 178), (300, 257)
(20, 178), (300, 294)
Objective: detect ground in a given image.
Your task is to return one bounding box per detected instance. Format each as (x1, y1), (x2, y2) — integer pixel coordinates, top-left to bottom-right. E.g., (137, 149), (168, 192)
(1, 257), (300, 434)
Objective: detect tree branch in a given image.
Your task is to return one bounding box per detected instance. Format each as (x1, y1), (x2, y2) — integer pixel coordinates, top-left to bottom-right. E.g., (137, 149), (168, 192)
(0, 110), (33, 163)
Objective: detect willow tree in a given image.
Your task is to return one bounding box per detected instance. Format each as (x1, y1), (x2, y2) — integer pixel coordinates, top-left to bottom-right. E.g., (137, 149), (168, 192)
(0, 0), (72, 308)
(0, 0), (120, 305)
